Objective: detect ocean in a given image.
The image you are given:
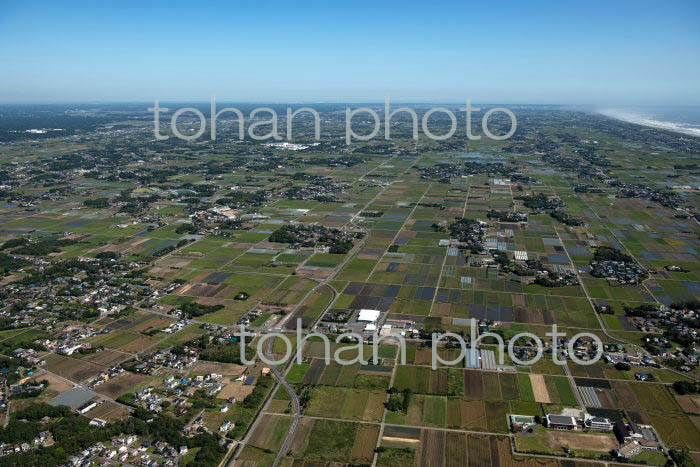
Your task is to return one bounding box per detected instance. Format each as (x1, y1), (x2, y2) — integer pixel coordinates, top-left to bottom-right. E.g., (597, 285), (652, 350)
(597, 106), (700, 137)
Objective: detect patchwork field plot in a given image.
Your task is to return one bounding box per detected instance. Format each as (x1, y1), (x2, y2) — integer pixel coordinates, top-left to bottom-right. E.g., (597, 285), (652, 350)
(247, 414), (292, 453)
(93, 373), (149, 399)
(528, 374), (550, 403)
(304, 386), (386, 422)
(379, 431), (527, 467)
(44, 353), (104, 382)
(287, 418), (379, 463)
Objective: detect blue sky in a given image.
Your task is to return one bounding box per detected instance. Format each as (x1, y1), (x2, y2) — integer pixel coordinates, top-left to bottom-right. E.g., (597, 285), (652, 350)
(1, 1), (699, 104)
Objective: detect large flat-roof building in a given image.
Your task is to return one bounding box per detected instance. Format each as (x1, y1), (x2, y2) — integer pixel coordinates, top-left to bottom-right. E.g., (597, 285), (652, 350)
(357, 309), (381, 323)
(584, 414), (613, 431)
(546, 414), (577, 430)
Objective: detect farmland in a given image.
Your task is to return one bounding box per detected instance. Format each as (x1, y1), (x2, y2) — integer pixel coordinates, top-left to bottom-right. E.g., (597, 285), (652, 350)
(0, 104), (698, 467)
(304, 386), (386, 422)
(286, 419), (378, 463)
(44, 353), (104, 383)
(379, 430), (530, 467)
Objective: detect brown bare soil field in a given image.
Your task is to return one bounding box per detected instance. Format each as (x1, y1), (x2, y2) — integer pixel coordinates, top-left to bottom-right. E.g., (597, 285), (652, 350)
(94, 373), (149, 399)
(584, 364), (605, 379)
(160, 268), (186, 279)
(414, 348), (432, 366)
(447, 398), (462, 428)
(125, 237), (150, 251)
(430, 368), (448, 394)
(440, 349), (459, 367)
(596, 388), (616, 409)
(462, 399), (487, 431)
(529, 374), (551, 403)
(489, 436), (502, 467)
(130, 315), (174, 333)
(432, 303), (451, 317)
(298, 268), (333, 279)
(174, 282), (195, 295)
(515, 308), (545, 325)
(248, 414), (278, 450)
(351, 424), (380, 463)
(178, 282), (228, 298)
(288, 278), (311, 291)
(611, 381), (642, 411)
(119, 335), (159, 353)
(84, 401), (130, 422)
(675, 396), (700, 414)
(419, 429), (445, 467)
(44, 353), (103, 383)
(464, 370), (484, 398)
(146, 266), (166, 277)
(35, 371), (73, 400)
(217, 380), (255, 400)
(0, 274), (21, 286)
(542, 309), (555, 325)
(547, 431), (617, 451)
(494, 436), (516, 467)
(444, 431), (467, 467)
(90, 242), (119, 253)
(215, 285), (237, 298)
(511, 294), (527, 308)
(155, 254), (194, 268)
(690, 415), (700, 432)
(467, 434), (491, 465)
(512, 456), (558, 467)
(358, 248), (384, 260)
(83, 349), (127, 367)
(192, 361), (247, 376)
(483, 372), (502, 399)
(188, 271), (211, 283)
(363, 391), (388, 421)
(383, 426), (421, 440)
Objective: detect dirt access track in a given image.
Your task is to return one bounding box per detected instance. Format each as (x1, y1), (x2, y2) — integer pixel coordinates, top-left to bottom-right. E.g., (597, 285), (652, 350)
(548, 431), (617, 451)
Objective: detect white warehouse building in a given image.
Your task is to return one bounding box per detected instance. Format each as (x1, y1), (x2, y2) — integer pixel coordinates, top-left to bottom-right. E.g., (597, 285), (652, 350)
(357, 309), (381, 323)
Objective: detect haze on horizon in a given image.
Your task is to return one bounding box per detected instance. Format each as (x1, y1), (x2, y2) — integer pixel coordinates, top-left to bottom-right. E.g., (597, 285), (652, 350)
(0, 1), (699, 106)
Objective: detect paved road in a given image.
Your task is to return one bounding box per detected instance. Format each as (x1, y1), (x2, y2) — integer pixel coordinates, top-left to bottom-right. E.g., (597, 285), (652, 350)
(266, 336), (301, 467)
(225, 336), (301, 467)
(371, 344), (400, 466)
